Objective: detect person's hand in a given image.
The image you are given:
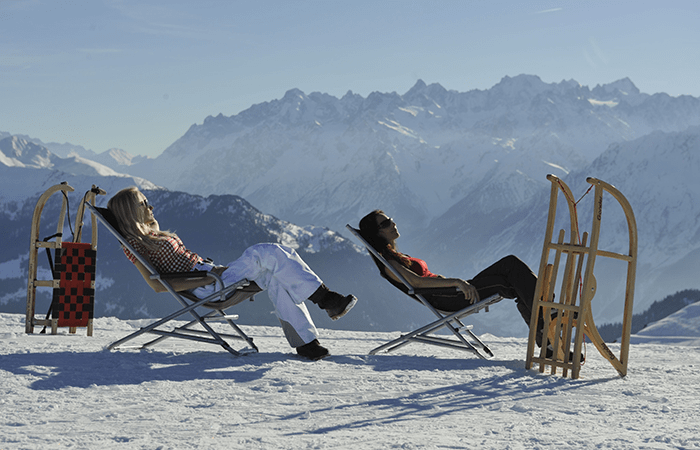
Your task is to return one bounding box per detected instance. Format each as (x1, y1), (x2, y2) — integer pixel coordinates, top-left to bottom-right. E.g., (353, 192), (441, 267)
(211, 266), (228, 276)
(457, 280), (480, 305)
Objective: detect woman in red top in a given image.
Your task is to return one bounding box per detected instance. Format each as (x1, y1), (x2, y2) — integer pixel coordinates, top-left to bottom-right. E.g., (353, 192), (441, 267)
(359, 210), (544, 346)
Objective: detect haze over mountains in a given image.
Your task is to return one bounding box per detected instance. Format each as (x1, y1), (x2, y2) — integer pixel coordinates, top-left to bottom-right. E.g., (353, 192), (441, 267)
(2, 74), (699, 336)
(127, 75), (700, 233)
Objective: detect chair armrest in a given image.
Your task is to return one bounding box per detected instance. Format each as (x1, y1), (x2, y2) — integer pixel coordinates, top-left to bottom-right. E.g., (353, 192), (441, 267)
(132, 257), (218, 293)
(412, 287), (461, 296)
(152, 270), (224, 293)
(157, 271), (210, 280)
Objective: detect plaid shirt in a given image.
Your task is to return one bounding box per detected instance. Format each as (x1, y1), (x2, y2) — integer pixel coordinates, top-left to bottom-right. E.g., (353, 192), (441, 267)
(124, 233), (203, 274)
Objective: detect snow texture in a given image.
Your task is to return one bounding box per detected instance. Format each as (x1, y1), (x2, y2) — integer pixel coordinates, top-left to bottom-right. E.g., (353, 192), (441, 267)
(2, 305), (699, 449)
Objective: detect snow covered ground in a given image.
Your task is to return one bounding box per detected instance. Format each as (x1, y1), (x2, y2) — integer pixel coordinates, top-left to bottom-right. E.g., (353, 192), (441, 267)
(2, 310), (699, 450)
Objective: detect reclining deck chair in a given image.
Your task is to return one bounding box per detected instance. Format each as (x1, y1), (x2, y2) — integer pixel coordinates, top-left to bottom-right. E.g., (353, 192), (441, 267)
(346, 225), (503, 359)
(87, 203), (260, 356)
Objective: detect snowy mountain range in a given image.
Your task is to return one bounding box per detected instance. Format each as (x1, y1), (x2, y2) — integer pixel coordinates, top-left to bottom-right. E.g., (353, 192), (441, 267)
(2, 74), (700, 336)
(0, 135), (159, 205)
(0, 131), (149, 168)
(124, 75), (700, 234)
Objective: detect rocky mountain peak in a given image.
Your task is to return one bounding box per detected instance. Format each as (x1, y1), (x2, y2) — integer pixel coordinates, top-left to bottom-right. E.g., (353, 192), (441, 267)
(0, 136), (52, 167)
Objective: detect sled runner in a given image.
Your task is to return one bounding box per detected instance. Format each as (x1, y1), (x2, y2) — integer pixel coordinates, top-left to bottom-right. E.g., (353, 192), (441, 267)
(346, 225), (503, 359)
(525, 175), (637, 379)
(26, 183), (103, 336)
(86, 202), (259, 356)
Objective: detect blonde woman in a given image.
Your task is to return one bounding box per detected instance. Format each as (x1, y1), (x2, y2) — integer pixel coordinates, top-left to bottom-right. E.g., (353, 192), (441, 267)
(108, 187), (357, 360)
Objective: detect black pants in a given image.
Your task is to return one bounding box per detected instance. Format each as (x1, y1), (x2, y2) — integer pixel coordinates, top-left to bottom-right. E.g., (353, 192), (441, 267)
(423, 255), (543, 344)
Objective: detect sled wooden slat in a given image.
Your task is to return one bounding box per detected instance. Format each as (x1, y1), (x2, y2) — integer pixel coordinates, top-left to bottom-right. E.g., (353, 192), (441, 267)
(26, 183), (74, 334)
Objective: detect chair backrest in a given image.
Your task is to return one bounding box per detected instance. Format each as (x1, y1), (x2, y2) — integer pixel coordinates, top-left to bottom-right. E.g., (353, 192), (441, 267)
(86, 203), (161, 278)
(347, 223), (470, 319)
(94, 206), (123, 235)
(345, 225), (418, 296)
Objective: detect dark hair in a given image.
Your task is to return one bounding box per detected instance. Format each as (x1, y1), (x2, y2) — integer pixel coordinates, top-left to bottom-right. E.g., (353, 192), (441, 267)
(358, 210), (410, 276)
(358, 210), (389, 253)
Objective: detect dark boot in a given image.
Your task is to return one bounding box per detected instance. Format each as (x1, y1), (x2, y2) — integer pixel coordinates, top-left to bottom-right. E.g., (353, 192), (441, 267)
(296, 339), (330, 360)
(308, 284), (358, 320)
(545, 344), (585, 363)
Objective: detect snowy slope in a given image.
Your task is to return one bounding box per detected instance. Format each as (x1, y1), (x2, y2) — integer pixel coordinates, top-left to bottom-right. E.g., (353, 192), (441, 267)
(1, 135), (115, 176)
(1, 311), (698, 449)
(631, 302), (700, 346)
(561, 128), (700, 312)
(17, 134), (150, 169)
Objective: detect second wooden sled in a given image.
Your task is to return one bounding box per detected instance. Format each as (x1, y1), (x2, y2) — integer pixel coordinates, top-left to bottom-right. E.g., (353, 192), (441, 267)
(525, 175), (637, 379)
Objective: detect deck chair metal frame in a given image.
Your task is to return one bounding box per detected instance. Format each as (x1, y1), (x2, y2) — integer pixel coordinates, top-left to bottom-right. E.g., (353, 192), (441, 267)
(86, 203), (260, 356)
(346, 225), (503, 359)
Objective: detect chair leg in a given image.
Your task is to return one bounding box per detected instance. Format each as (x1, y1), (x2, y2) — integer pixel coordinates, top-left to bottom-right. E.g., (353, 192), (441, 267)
(370, 295), (503, 359)
(107, 297), (257, 355)
(216, 311), (258, 352)
(370, 316), (487, 359)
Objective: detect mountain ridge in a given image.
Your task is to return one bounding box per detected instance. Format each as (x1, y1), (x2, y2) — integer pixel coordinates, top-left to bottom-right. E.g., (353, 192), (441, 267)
(120, 75), (700, 236)
(3, 74), (700, 333)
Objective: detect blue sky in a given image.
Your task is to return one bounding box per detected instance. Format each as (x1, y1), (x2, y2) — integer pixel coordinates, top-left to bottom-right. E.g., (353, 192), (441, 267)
(2, 0), (698, 158)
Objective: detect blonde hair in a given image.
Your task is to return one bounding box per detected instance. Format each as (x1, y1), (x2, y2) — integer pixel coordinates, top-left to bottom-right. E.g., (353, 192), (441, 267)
(107, 187), (175, 253)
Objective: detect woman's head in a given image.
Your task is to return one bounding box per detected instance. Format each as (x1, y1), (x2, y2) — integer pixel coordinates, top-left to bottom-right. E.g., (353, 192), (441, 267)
(107, 187), (155, 240)
(359, 210), (399, 252)
(359, 210), (408, 276)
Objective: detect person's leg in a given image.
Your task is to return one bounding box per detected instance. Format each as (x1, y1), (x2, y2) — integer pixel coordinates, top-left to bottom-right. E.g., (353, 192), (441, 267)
(468, 255), (545, 345)
(267, 282), (320, 347)
(213, 244), (320, 344)
(222, 243), (323, 303)
(214, 243), (353, 354)
(307, 283), (358, 321)
(235, 243), (356, 320)
(422, 291), (470, 312)
(418, 256), (535, 313)
(468, 255), (536, 321)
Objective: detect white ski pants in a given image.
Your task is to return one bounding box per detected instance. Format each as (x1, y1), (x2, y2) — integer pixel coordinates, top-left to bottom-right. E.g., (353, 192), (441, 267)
(194, 243), (322, 347)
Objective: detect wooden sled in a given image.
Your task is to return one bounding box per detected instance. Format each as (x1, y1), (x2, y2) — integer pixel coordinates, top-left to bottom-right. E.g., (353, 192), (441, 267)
(525, 175), (637, 379)
(25, 183), (105, 335)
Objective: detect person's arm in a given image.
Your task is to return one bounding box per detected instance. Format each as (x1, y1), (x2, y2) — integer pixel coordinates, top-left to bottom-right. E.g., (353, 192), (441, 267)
(127, 233), (223, 293)
(132, 258), (224, 293)
(384, 258), (480, 303)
